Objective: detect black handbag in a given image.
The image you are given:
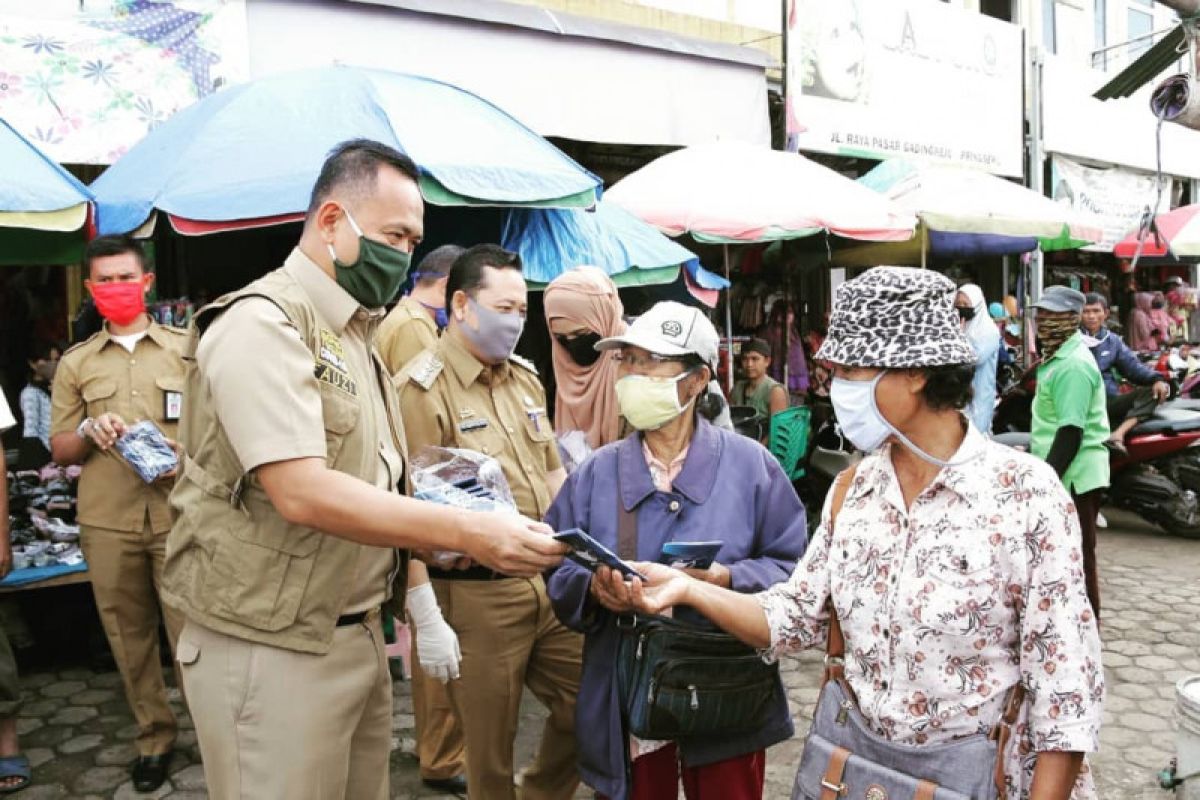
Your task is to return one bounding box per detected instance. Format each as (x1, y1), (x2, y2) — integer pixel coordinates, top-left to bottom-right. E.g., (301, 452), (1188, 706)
(613, 492), (778, 739)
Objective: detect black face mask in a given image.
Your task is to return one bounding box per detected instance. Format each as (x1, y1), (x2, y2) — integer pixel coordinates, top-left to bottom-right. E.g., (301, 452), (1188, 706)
(1152, 300), (1166, 309)
(556, 332), (603, 367)
(956, 306), (976, 321)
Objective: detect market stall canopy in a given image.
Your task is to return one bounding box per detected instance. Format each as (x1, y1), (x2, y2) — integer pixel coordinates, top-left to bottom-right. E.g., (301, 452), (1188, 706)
(501, 200), (728, 305)
(0, 117), (94, 265)
(1113, 204), (1200, 260)
(834, 159), (1103, 265)
(90, 65), (602, 236)
(603, 142), (917, 244)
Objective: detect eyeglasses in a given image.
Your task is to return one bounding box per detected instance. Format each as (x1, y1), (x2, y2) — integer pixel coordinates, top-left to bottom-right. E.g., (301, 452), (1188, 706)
(611, 351), (688, 370)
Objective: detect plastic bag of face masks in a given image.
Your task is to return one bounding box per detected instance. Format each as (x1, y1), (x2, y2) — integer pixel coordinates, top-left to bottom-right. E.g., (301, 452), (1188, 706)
(411, 446), (518, 568)
(113, 420), (179, 483)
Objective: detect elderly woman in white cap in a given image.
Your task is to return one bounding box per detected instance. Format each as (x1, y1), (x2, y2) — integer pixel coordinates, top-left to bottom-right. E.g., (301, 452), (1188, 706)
(545, 301), (808, 800)
(618, 268), (1104, 800)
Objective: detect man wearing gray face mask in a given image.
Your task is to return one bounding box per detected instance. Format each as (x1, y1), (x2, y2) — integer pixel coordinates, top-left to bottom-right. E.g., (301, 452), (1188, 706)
(397, 244), (581, 800)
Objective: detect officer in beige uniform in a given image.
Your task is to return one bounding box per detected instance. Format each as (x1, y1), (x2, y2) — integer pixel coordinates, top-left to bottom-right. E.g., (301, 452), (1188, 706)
(399, 244), (582, 800)
(377, 244), (462, 375)
(49, 235), (188, 793)
(162, 140), (566, 800)
(378, 244), (469, 795)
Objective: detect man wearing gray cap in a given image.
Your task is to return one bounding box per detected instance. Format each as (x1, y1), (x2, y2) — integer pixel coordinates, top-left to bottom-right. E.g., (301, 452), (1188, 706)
(1031, 285), (1110, 618)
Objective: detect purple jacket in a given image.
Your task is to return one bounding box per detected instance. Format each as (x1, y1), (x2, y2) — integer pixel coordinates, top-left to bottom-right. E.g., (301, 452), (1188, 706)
(545, 420), (808, 800)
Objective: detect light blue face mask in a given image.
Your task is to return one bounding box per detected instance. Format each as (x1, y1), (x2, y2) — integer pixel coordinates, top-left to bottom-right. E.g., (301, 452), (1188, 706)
(829, 373), (982, 468)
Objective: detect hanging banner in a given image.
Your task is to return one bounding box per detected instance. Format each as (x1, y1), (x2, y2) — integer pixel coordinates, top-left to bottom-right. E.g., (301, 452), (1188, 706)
(1050, 155), (1173, 252)
(785, 0), (1023, 176)
(0, 0), (248, 165)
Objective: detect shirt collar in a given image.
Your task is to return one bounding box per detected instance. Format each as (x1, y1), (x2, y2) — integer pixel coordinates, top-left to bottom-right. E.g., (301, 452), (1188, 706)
(617, 418), (722, 511)
(439, 328), (510, 389)
(283, 247), (362, 336)
(96, 319), (170, 350)
(1047, 331), (1084, 363)
(853, 419), (987, 511)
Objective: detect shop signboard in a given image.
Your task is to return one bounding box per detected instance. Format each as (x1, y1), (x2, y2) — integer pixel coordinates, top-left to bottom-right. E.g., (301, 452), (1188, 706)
(0, 0), (248, 165)
(1050, 155), (1172, 252)
(785, 0), (1024, 177)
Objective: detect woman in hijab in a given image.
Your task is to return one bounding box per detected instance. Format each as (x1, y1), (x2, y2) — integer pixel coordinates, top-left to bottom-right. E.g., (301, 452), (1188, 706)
(1149, 291), (1174, 348)
(954, 284), (1000, 434)
(544, 267), (627, 453)
(1128, 292), (1158, 352)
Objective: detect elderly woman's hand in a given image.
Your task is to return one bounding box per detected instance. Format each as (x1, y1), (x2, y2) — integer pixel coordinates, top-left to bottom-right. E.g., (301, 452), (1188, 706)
(681, 562), (731, 588)
(627, 562), (695, 616)
(589, 566), (637, 613)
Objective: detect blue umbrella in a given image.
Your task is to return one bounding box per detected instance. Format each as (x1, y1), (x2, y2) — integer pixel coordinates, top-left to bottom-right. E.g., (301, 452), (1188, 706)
(0, 116), (93, 264)
(91, 66), (602, 235)
(0, 116), (93, 216)
(501, 200), (729, 291)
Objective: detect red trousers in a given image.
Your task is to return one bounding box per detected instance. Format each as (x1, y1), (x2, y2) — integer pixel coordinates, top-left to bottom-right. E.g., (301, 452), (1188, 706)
(598, 743), (766, 800)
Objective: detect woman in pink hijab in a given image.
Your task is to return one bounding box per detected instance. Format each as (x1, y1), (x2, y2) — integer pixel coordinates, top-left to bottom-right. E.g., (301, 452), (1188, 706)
(544, 267), (627, 449)
(1149, 291), (1174, 349)
(1128, 292), (1158, 351)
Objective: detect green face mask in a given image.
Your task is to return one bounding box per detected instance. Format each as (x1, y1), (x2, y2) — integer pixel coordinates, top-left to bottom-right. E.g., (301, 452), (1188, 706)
(327, 209), (412, 308)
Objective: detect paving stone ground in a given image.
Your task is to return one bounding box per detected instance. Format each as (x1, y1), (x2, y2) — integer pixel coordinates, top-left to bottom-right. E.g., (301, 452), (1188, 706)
(11, 508), (1199, 799)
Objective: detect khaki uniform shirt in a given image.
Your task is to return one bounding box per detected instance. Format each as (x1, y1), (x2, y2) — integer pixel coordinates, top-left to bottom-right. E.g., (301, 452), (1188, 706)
(398, 331), (561, 520)
(197, 250), (402, 613)
(50, 322), (188, 533)
(377, 295), (438, 376)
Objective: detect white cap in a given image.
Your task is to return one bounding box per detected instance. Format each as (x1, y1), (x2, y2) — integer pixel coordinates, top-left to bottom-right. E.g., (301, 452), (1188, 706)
(596, 301), (720, 367)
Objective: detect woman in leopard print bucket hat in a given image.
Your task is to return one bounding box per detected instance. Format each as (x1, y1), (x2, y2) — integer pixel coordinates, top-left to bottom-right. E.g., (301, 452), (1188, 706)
(628, 266), (1105, 800)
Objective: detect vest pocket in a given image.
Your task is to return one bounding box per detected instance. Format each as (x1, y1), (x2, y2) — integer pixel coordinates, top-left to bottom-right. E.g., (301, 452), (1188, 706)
(320, 383), (360, 464)
(204, 488), (322, 631)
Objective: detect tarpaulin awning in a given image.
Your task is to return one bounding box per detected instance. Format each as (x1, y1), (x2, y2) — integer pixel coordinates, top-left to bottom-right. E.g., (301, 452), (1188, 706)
(0, 116), (93, 264)
(836, 159), (1103, 264)
(604, 142), (916, 244)
(91, 65), (602, 235)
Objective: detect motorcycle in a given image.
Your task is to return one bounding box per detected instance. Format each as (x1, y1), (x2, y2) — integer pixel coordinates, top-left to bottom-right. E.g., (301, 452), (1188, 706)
(993, 366), (1200, 538)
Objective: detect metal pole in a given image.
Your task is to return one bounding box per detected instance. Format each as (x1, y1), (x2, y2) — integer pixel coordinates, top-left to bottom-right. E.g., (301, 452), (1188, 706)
(920, 226), (928, 269)
(1028, 45), (1046, 303)
(723, 244), (734, 391)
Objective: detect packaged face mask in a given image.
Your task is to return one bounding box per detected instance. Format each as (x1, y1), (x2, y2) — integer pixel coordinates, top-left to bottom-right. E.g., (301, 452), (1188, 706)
(114, 421), (179, 483)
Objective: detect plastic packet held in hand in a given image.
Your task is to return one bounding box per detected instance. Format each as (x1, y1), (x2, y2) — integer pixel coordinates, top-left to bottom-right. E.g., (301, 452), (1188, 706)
(114, 420), (179, 483)
(411, 446), (518, 568)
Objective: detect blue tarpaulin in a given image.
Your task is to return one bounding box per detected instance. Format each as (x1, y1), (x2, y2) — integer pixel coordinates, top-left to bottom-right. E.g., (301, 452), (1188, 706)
(0, 117), (92, 213)
(501, 201), (728, 289)
(91, 65), (602, 235)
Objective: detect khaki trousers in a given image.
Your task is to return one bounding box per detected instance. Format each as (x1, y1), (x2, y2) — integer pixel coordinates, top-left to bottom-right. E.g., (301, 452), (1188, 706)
(410, 636), (466, 780)
(80, 521), (183, 756)
(178, 616), (391, 800)
(433, 576), (582, 800)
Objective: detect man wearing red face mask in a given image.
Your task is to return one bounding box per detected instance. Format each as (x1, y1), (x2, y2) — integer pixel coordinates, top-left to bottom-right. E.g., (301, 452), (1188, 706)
(49, 235), (188, 794)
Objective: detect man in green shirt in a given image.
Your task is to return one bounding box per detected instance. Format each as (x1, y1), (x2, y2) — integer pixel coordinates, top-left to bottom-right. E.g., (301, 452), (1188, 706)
(1030, 285), (1110, 619)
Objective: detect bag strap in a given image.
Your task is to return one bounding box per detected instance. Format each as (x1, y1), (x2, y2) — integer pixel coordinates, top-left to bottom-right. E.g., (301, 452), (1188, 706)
(822, 465), (858, 684)
(617, 491), (637, 561)
(989, 681), (1027, 800)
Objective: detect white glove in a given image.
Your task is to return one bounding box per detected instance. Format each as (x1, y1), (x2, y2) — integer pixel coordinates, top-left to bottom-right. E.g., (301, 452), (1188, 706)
(406, 583), (461, 683)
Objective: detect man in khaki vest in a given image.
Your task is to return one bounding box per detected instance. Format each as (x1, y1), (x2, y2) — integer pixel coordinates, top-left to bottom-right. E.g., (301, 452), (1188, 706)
(399, 245), (583, 800)
(49, 235), (189, 793)
(377, 244), (461, 375)
(163, 140), (566, 800)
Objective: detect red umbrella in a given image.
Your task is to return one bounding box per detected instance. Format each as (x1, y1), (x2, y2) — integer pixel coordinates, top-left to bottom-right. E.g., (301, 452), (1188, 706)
(1113, 204), (1200, 260)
